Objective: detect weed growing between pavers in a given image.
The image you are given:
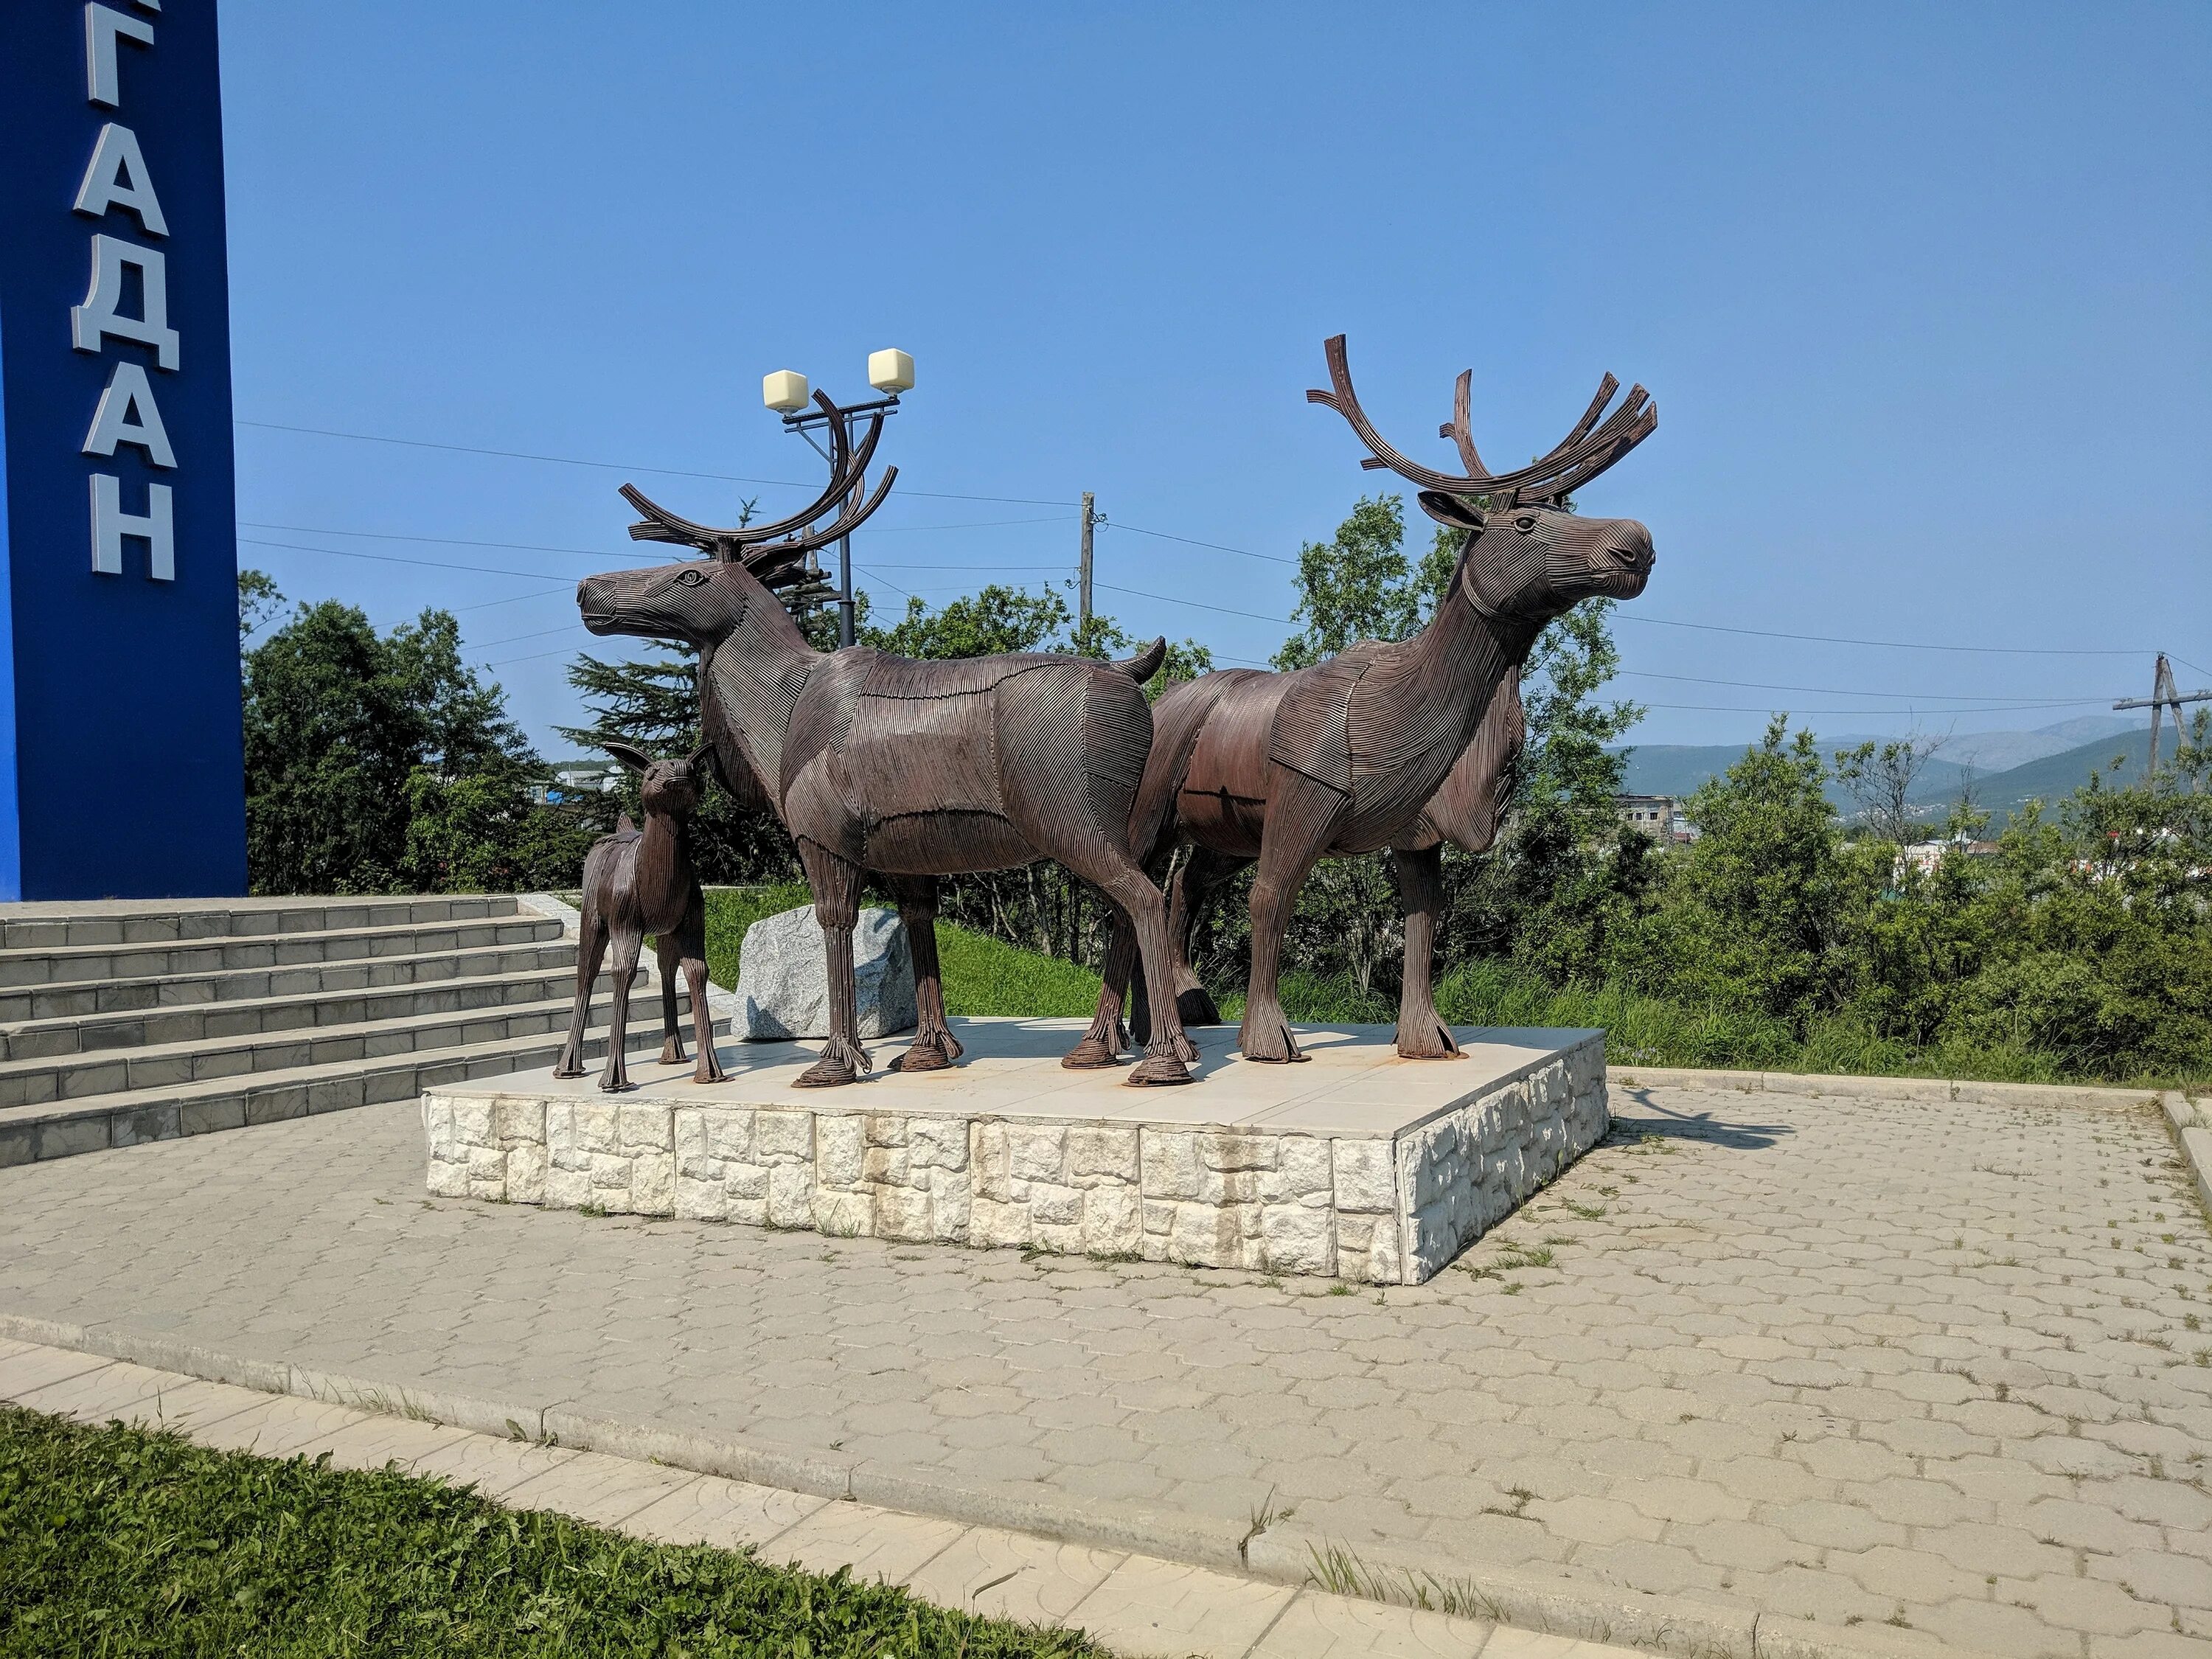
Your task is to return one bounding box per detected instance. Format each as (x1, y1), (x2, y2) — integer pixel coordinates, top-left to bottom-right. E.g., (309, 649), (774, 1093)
(1304, 1542), (1502, 1623)
(0, 1406), (1105, 1658)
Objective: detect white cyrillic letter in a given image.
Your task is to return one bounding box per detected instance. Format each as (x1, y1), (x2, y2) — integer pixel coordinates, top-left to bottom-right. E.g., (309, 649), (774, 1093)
(74, 123), (167, 235)
(85, 4), (155, 108)
(72, 234), (178, 369)
(83, 362), (176, 467)
(90, 475), (175, 580)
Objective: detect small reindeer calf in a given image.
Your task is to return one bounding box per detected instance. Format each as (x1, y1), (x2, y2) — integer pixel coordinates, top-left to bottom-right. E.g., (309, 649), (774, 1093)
(554, 741), (729, 1092)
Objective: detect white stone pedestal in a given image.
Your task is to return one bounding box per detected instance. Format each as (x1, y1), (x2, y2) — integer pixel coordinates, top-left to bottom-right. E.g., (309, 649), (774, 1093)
(421, 1019), (1607, 1284)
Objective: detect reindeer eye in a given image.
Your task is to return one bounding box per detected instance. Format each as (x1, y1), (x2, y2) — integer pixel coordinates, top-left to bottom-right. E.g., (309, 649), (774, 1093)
(674, 568), (708, 588)
(1513, 514), (1539, 535)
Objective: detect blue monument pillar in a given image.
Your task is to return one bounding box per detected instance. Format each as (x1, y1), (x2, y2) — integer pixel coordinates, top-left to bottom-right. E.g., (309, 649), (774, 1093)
(0, 0), (248, 899)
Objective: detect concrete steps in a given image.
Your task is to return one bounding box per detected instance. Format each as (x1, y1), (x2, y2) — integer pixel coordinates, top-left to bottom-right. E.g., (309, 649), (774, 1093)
(0, 939), (579, 1026)
(0, 894), (730, 1168)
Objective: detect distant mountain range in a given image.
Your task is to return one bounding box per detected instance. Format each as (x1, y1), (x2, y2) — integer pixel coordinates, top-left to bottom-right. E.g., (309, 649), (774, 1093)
(1616, 715), (2153, 825)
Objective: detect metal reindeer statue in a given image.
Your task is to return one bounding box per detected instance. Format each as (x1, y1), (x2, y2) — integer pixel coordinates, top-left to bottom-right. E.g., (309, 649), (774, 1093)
(554, 741), (727, 1092)
(1150, 665), (1524, 1059)
(577, 392), (1201, 1088)
(1085, 334), (1658, 1065)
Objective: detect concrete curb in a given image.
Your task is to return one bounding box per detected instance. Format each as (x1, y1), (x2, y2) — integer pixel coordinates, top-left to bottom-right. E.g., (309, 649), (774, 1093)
(1247, 1528), (1757, 1659)
(1614, 1066), (2186, 1116)
(2158, 1093), (2212, 1216)
(0, 1310), (2006, 1659)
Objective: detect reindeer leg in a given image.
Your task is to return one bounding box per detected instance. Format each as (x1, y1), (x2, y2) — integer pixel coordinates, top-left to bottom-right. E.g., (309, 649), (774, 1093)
(1239, 771), (1343, 1065)
(1390, 845), (1460, 1060)
(598, 925), (642, 1092)
(655, 933), (686, 1066)
(794, 845), (869, 1088)
(553, 905), (607, 1079)
(1053, 839), (1196, 1082)
(1170, 846), (1245, 1029)
(1065, 907), (1137, 1069)
(888, 876), (962, 1074)
(676, 893), (726, 1084)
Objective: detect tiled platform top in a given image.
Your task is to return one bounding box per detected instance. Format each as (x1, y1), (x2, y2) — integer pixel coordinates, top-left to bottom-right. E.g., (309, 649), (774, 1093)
(437, 1017), (1601, 1139)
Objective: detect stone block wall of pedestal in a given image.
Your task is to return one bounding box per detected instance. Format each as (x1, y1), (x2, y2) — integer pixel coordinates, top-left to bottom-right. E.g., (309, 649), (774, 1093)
(424, 1032), (1607, 1284)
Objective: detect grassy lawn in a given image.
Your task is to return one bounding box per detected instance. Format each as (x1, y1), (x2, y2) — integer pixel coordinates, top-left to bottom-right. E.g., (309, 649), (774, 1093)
(702, 887), (1103, 1019)
(697, 887), (2188, 1090)
(0, 1405), (1102, 1658)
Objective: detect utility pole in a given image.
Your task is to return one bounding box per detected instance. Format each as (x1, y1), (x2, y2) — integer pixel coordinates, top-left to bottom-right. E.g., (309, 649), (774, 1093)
(2114, 653), (2212, 776)
(1079, 493), (1096, 635)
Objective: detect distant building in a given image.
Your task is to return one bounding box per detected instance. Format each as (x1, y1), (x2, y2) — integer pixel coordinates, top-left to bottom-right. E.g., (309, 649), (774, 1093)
(1897, 838), (2000, 880)
(532, 760), (622, 807)
(1615, 794), (1697, 844)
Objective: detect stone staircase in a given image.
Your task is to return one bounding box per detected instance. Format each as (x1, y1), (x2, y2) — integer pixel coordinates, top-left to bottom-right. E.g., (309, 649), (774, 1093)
(0, 895), (729, 1168)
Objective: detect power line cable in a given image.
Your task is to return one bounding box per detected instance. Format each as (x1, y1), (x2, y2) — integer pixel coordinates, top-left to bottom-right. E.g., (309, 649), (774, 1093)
(1616, 668), (2127, 703)
(1613, 613), (2142, 657)
(234, 418), (1074, 507)
(237, 537), (574, 585)
(1095, 581), (1291, 625)
(1110, 521), (1298, 566)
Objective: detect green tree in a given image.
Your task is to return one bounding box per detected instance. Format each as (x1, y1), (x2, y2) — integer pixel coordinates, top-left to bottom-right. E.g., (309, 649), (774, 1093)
(557, 649), (799, 886)
(237, 568), (283, 642)
(863, 583), (1072, 659)
(243, 602), (585, 894)
(1273, 495), (1419, 670)
(1640, 716), (1871, 1025)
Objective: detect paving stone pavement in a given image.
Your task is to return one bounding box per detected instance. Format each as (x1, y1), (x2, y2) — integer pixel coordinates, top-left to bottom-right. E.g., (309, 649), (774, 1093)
(1, 1082), (2208, 1658)
(1, 1337), (1543, 1659)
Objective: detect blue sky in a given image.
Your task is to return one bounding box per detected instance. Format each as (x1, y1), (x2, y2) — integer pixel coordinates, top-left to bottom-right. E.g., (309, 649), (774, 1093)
(219, 2), (2211, 757)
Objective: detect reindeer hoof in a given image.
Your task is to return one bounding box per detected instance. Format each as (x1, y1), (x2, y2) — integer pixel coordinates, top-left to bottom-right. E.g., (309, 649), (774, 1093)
(1127, 1053), (1193, 1087)
(1169, 1029), (1201, 1064)
(596, 1076), (635, 1094)
(1060, 1037), (1121, 1070)
(1394, 1021), (1464, 1060)
(891, 1040), (955, 1074)
(695, 1051), (729, 1085)
(658, 1039), (686, 1065)
(552, 1062), (586, 1080)
(1176, 988), (1223, 1027)
(1237, 1019), (1306, 1065)
(793, 1057), (858, 1088)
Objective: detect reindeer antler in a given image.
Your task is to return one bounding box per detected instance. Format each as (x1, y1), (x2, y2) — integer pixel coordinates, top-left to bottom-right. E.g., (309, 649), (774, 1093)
(732, 465), (900, 592)
(619, 390), (891, 562)
(1307, 335), (1655, 507)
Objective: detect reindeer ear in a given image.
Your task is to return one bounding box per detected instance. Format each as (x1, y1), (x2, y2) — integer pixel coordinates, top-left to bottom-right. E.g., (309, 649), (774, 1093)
(603, 740), (653, 775)
(686, 742), (714, 776)
(1416, 491), (1486, 529)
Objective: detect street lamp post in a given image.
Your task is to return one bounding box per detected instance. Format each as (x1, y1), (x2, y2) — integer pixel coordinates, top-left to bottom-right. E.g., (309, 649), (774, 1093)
(764, 350), (914, 648)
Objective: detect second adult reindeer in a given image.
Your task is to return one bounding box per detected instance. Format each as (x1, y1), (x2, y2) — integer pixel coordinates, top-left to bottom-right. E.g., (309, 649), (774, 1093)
(576, 391), (1203, 1088)
(1085, 334), (1658, 1064)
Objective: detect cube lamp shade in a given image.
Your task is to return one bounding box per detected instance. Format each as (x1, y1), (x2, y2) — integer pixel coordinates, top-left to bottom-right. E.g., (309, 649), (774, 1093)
(762, 369), (810, 413)
(867, 349), (915, 394)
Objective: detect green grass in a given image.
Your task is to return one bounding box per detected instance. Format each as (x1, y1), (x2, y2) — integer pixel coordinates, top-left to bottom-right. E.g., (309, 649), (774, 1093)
(935, 928), (1102, 1019)
(0, 1405), (1102, 1658)
(702, 886), (1103, 1018)
(698, 888), (2184, 1090)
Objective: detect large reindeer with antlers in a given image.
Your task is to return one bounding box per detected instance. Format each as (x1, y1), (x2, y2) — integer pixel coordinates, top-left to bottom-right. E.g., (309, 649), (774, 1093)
(576, 392), (1200, 1088)
(1149, 665), (1525, 1059)
(1082, 335), (1657, 1065)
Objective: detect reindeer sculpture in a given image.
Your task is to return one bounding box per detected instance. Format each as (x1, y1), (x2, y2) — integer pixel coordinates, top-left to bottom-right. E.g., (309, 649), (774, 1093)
(554, 741), (727, 1093)
(1148, 665), (1523, 1059)
(1084, 335), (1657, 1065)
(577, 392), (1201, 1088)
